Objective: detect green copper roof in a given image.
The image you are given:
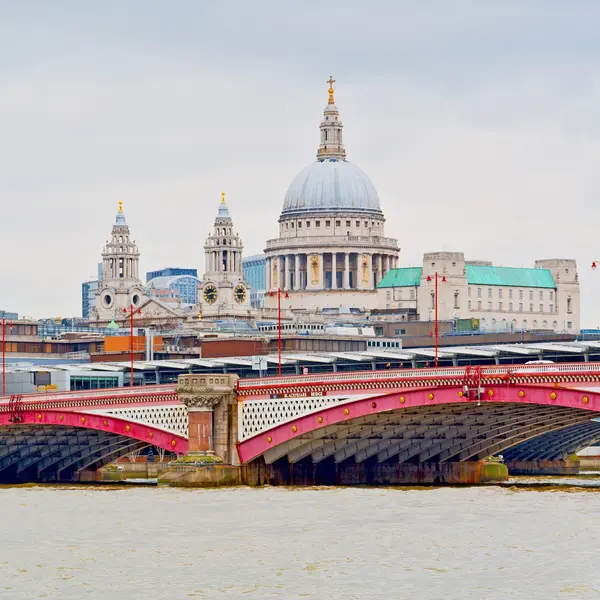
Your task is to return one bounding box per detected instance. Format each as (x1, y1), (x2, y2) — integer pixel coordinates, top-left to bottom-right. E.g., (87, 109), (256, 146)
(377, 267), (422, 288)
(466, 265), (556, 288)
(106, 318), (119, 330)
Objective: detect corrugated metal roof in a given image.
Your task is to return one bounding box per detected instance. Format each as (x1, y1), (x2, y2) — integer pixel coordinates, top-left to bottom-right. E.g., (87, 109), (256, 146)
(377, 267), (422, 288)
(466, 265), (556, 288)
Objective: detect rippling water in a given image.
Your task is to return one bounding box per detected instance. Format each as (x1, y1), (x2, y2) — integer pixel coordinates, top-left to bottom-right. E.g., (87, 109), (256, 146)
(1, 479), (600, 599)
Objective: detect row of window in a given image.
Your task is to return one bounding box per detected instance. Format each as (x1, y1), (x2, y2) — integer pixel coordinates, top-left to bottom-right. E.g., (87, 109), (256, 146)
(284, 219), (377, 230)
(469, 300), (555, 313)
(471, 287), (554, 301)
(483, 318), (572, 330)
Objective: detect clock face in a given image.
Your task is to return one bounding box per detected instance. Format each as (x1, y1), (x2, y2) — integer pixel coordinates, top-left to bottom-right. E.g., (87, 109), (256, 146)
(203, 284), (218, 304)
(234, 284), (246, 304)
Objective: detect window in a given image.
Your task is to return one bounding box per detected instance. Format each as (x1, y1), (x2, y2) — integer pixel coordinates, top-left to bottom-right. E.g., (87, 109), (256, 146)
(529, 303), (533, 312)
(567, 297), (572, 313)
(519, 302), (523, 312)
(477, 288), (482, 298)
(365, 221), (368, 227)
(468, 287), (471, 297)
(356, 220), (360, 227)
(543, 320), (548, 328)
(567, 321), (572, 329)
(452, 262), (456, 267)
(291, 222), (294, 228)
(509, 289), (513, 299)
(454, 292), (459, 309)
(431, 293), (435, 309)
(529, 290), (533, 300)
(488, 301), (492, 310)
(386, 291), (391, 300)
(498, 289), (503, 299)
(533, 320), (538, 328)
(488, 288), (492, 298)
(325, 220), (331, 227)
(519, 290), (524, 300)
(315, 220), (320, 227)
(306, 221), (311, 228)
(285, 222), (288, 229)
(549, 291), (554, 301)
(553, 320), (558, 328)
(509, 302), (513, 311)
(540, 291), (544, 300)
(335, 220), (341, 227)
(477, 300), (482, 310)
(346, 220), (350, 227)
(298, 221), (302, 228)
(550, 304), (554, 312)
(468, 300), (472, 310)
(410, 288), (415, 300)
(539, 304), (543, 312)
(499, 301), (503, 311)
(522, 320), (527, 329)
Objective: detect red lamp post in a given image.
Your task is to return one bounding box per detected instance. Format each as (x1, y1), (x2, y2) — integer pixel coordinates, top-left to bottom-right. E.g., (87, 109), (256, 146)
(268, 288), (289, 376)
(426, 272), (446, 368)
(123, 305), (142, 387)
(2, 319), (14, 396)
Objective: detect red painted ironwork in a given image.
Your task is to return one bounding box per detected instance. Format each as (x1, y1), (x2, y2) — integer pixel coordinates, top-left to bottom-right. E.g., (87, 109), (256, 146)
(236, 384), (600, 464)
(8, 394), (22, 423)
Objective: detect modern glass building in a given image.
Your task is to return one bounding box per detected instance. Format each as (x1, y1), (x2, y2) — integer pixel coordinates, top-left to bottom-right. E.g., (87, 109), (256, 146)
(146, 267), (198, 283)
(242, 254), (267, 308)
(146, 275), (201, 306)
(81, 263), (102, 318)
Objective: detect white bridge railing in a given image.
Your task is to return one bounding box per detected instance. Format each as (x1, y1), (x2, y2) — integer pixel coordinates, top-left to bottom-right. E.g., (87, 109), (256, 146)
(237, 362), (600, 390)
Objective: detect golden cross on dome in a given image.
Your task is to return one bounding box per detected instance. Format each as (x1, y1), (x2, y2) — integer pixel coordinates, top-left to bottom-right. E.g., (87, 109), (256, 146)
(327, 76), (335, 104)
(221, 191), (226, 204)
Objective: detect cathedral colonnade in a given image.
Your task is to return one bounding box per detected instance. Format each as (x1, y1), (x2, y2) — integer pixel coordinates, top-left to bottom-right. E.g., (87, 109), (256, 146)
(266, 252), (399, 292)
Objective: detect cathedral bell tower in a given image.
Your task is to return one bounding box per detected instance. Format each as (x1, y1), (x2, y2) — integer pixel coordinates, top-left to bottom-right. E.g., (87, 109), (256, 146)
(198, 193), (252, 318)
(317, 76), (346, 161)
(92, 201), (146, 322)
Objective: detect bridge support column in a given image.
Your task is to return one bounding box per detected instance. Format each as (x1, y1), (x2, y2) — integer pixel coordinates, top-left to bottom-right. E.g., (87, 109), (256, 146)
(505, 458), (580, 476)
(176, 374), (239, 462)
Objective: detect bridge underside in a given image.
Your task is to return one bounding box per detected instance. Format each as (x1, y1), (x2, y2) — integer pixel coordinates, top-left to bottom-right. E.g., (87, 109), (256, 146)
(246, 402), (597, 485)
(502, 420), (600, 462)
(0, 425), (149, 483)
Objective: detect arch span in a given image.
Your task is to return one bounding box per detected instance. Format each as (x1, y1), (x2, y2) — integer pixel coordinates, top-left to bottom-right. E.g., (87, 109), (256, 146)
(237, 384), (600, 465)
(0, 410), (188, 482)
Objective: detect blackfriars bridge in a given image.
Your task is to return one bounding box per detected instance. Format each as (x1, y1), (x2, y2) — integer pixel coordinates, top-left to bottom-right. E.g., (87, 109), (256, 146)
(2, 362), (600, 484)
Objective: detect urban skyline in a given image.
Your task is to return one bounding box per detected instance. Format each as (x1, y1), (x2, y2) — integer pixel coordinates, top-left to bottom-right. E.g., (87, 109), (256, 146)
(2, 3), (600, 324)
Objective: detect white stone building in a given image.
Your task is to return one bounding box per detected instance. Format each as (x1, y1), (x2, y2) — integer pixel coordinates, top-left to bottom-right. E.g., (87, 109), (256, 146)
(264, 78), (399, 312)
(197, 194), (253, 319)
(377, 252), (580, 333)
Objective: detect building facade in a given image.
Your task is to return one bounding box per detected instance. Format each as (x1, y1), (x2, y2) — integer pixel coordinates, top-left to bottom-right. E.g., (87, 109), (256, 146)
(242, 254), (267, 308)
(197, 194), (253, 319)
(146, 267), (198, 282)
(264, 78), (399, 312)
(146, 274), (202, 306)
(89, 202), (147, 323)
(377, 252), (580, 333)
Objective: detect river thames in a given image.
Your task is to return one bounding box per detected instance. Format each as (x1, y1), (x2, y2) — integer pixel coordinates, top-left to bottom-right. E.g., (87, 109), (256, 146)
(1, 479), (599, 599)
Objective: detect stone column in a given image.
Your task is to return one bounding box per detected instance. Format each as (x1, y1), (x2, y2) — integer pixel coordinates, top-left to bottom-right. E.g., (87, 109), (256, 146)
(344, 253), (350, 289)
(176, 374), (239, 462)
(377, 254), (383, 284)
(294, 255), (300, 291)
(319, 253), (325, 289)
(284, 255), (290, 291)
(331, 252), (337, 289)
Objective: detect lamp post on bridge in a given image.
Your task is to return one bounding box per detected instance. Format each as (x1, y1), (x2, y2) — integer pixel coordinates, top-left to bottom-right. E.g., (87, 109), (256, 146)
(426, 271), (446, 368)
(2, 319), (14, 396)
(267, 288), (289, 376)
(123, 305), (142, 387)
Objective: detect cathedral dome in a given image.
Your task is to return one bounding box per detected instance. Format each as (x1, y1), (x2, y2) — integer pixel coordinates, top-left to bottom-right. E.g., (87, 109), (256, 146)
(282, 158), (381, 216)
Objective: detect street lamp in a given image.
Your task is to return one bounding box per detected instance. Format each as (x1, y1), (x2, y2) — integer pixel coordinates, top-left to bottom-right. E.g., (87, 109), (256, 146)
(123, 305), (142, 387)
(267, 288), (289, 376)
(426, 272), (446, 368)
(2, 319), (14, 396)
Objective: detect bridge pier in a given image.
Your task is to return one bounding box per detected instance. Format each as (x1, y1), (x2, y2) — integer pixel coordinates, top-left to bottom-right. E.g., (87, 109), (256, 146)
(504, 458), (580, 476)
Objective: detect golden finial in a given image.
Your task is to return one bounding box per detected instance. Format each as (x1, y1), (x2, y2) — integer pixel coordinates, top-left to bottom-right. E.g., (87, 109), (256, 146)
(221, 191), (226, 204)
(327, 76), (336, 104)
(118, 200), (123, 212)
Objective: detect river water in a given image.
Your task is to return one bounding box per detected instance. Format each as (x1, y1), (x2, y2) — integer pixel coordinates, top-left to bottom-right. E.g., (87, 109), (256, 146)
(1, 479), (600, 599)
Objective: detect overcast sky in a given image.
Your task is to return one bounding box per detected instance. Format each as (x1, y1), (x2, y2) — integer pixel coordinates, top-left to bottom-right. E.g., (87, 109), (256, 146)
(2, 1), (600, 324)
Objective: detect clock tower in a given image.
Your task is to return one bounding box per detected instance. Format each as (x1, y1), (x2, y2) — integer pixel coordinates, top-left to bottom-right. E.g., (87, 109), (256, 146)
(198, 193), (252, 319)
